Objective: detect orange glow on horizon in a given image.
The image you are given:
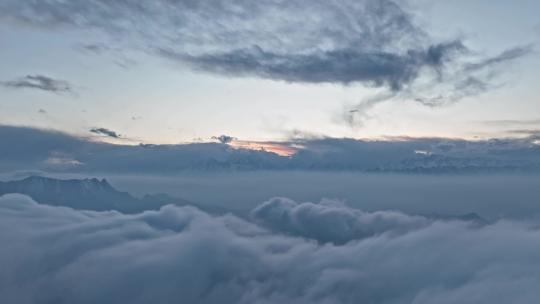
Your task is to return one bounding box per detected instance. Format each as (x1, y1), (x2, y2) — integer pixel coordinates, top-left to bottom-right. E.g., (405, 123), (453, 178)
(230, 140), (297, 156)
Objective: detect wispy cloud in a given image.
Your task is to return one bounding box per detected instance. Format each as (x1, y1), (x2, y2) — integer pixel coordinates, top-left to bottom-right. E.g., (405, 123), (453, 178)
(158, 41), (466, 91)
(211, 135), (236, 144)
(90, 127), (121, 139)
(463, 45), (533, 72)
(77, 43), (111, 55)
(0, 0), (530, 110)
(480, 119), (540, 127)
(1, 75), (74, 94)
(505, 129), (540, 139)
(76, 42), (138, 69)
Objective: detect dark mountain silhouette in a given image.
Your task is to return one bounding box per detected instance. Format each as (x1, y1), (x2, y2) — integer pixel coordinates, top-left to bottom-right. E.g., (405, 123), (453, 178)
(0, 176), (225, 214)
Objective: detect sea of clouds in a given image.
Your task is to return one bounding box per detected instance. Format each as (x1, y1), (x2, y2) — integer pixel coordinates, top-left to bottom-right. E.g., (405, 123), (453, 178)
(1, 194), (540, 304)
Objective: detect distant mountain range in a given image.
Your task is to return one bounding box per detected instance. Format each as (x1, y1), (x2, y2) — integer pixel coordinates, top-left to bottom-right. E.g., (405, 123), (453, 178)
(0, 176), (225, 214)
(0, 176), (487, 223)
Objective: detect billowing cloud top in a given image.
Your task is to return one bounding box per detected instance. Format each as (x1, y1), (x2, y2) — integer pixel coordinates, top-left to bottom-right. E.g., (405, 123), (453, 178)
(1, 193), (540, 303)
(251, 197), (431, 243)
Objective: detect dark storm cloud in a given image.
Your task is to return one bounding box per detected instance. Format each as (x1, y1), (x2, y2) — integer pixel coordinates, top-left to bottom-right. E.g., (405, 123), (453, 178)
(0, 0), (529, 104)
(90, 127), (121, 139)
(2, 193), (540, 303)
(1, 75), (74, 94)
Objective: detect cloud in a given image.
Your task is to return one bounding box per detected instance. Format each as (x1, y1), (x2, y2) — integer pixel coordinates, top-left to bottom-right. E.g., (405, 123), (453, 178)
(1, 125), (540, 173)
(506, 129), (540, 139)
(251, 197), (431, 243)
(346, 44), (533, 124)
(90, 127), (121, 138)
(77, 42), (138, 69)
(1, 75), (74, 94)
(78, 43), (111, 54)
(42, 156), (83, 170)
(480, 119), (540, 127)
(0, 0), (529, 106)
(2, 194), (540, 303)
(463, 45), (533, 72)
(159, 41), (466, 91)
(0, 125), (287, 173)
(212, 135), (236, 144)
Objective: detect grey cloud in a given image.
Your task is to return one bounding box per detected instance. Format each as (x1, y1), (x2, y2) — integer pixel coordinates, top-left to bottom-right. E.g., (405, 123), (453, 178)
(288, 136), (540, 172)
(2, 194), (540, 303)
(2, 125), (540, 174)
(481, 119), (540, 127)
(506, 129), (540, 139)
(1, 75), (74, 94)
(0, 0), (528, 105)
(90, 127), (121, 139)
(78, 43), (111, 54)
(160, 41), (465, 91)
(212, 135), (236, 144)
(464, 45), (534, 72)
(348, 44), (532, 123)
(251, 197), (431, 243)
(77, 42), (138, 69)
(0, 125), (287, 173)
(0, 125), (87, 171)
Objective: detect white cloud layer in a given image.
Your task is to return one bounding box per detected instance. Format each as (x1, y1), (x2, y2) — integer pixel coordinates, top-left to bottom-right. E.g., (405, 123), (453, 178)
(251, 197), (432, 243)
(1, 194), (540, 303)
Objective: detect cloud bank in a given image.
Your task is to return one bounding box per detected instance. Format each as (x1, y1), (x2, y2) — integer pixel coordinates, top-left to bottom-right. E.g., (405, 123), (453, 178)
(1, 125), (540, 173)
(1, 194), (540, 303)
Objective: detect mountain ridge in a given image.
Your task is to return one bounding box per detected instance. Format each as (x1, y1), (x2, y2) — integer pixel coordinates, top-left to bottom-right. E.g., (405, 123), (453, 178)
(0, 176), (225, 214)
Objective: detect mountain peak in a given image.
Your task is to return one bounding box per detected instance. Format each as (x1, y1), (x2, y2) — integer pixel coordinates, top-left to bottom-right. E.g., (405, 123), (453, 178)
(19, 176), (114, 192)
(0, 176), (207, 214)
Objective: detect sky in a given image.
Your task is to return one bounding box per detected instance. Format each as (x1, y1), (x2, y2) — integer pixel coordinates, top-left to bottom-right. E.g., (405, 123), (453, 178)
(1, 0), (539, 145)
(2, 2), (540, 302)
